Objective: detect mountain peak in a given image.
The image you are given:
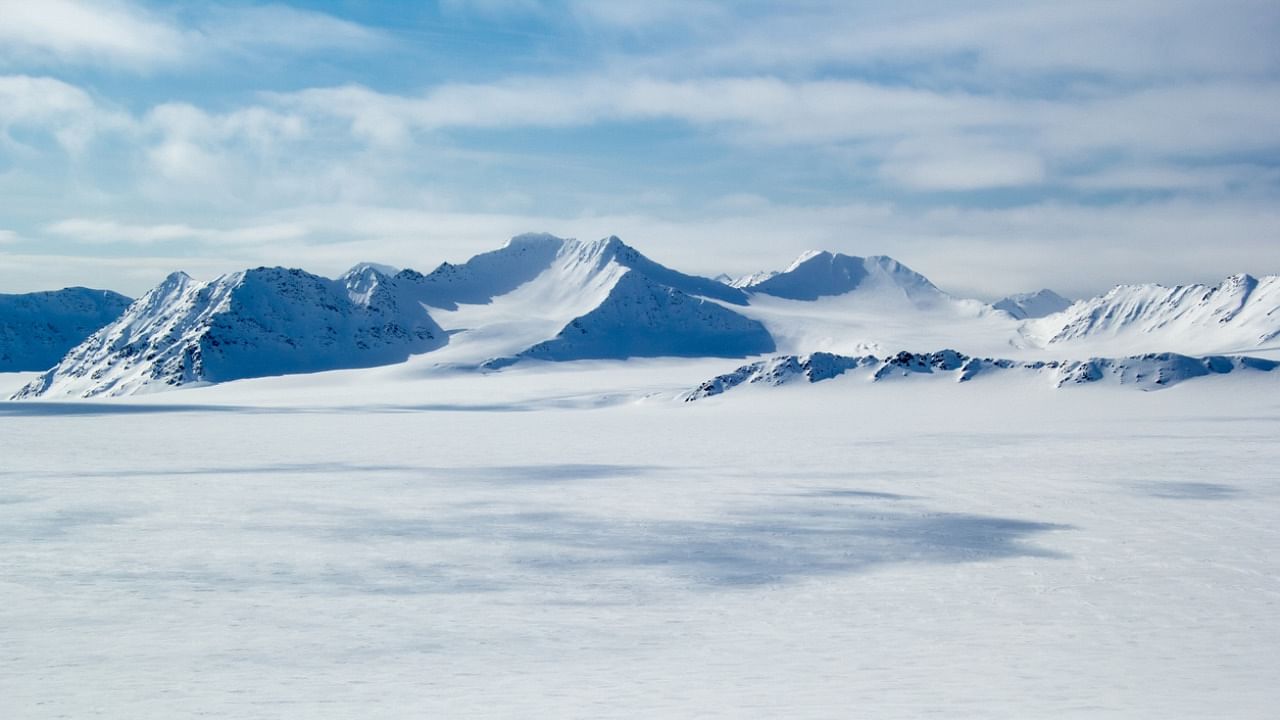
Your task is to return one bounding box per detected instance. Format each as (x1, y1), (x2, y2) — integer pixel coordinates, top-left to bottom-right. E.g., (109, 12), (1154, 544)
(993, 289), (1072, 320)
(746, 251), (940, 302)
(342, 262), (399, 279)
(504, 232), (570, 252)
(784, 250), (832, 273)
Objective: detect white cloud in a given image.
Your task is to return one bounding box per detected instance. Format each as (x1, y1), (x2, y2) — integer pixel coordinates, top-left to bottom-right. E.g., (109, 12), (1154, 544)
(0, 0), (186, 69)
(0, 75), (129, 153)
(880, 138), (1045, 191)
(686, 0), (1280, 82)
(200, 4), (386, 55)
(45, 218), (309, 245)
(0, 0), (388, 71)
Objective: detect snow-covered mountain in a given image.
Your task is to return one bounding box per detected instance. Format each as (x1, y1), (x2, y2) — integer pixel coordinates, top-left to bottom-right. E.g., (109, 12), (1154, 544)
(686, 350), (1279, 400)
(1030, 274), (1280, 355)
(727, 250), (1017, 358)
(993, 289), (1072, 320)
(742, 250), (946, 304)
(15, 267), (445, 398)
(0, 287), (132, 371)
(10, 234), (1280, 399)
(722, 269), (779, 288)
(407, 234), (769, 366)
(515, 270), (773, 362)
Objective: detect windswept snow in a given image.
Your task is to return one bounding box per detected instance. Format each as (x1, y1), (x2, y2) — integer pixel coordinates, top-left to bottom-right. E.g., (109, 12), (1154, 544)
(0, 287), (132, 371)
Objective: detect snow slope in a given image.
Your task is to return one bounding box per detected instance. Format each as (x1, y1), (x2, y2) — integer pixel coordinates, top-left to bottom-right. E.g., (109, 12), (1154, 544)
(992, 289), (1072, 319)
(1030, 274), (1280, 355)
(727, 251), (1021, 358)
(15, 267), (445, 398)
(745, 250), (945, 303)
(403, 234), (763, 366)
(515, 271), (774, 362)
(0, 287), (132, 371)
(686, 350), (1279, 400)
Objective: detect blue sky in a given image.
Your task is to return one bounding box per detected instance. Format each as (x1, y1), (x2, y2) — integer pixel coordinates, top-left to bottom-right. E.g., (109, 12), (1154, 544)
(1, 0), (1278, 298)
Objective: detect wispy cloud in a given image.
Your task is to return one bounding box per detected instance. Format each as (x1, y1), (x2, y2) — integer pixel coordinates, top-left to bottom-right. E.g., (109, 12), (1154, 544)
(45, 218), (309, 245)
(0, 0), (389, 71)
(0, 1), (1277, 298)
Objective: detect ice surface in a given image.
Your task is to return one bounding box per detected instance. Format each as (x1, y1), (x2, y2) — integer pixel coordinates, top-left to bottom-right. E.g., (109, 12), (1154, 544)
(2, 365), (1278, 718)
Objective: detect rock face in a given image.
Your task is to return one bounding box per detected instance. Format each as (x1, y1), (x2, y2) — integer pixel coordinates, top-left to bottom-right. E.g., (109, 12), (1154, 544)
(685, 350), (1279, 400)
(992, 289), (1072, 320)
(0, 287), (132, 371)
(15, 267), (445, 398)
(1035, 274), (1280, 354)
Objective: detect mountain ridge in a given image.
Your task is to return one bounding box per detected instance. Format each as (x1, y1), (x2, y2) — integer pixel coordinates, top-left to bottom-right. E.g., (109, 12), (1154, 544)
(8, 235), (1280, 398)
(0, 287), (133, 371)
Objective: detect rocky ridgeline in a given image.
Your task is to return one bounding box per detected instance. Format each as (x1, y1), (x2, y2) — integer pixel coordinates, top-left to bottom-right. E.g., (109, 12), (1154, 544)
(685, 350), (1280, 400)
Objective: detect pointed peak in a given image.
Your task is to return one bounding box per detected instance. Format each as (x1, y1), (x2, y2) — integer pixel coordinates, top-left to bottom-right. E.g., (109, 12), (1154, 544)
(342, 262), (399, 279)
(784, 250), (833, 272)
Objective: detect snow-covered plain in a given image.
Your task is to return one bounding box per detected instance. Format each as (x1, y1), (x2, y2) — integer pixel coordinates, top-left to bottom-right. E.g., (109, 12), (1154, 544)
(2, 362), (1279, 718)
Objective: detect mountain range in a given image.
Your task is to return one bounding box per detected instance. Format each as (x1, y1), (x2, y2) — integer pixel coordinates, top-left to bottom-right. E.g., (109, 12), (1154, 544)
(6, 233), (1279, 398)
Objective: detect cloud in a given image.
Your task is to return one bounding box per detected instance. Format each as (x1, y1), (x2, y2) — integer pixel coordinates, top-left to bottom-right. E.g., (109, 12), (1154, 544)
(45, 218), (309, 245)
(0, 0), (186, 69)
(0, 0), (388, 71)
(273, 74), (1280, 193)
(0, 74), (129, 153)
(200, 4), (387, 55)
(0, 229), (20, 244)
(685, 0), (1280, 82)
(879, 137), (1046, 191)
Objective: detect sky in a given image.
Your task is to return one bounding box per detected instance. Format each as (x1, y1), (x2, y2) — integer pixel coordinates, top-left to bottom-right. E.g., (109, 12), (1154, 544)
(0, 0), (1278, 299)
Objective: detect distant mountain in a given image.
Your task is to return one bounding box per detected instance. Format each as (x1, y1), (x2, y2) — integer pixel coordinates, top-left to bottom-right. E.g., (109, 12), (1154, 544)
(420, 234), (769, 365)
(414, 233), (748, 311)
(15, 267), (444, 398)
(742, 251), (945, 304)
(11, 235), (1280, 399)
(1032, 274), (1280, 355)
(992, 289), (1072, 320)
(515, 271), (774, 362)
(0, 287), (132, 371)
(724, 269), (780, 289)
(686, 350), (1279, 400)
